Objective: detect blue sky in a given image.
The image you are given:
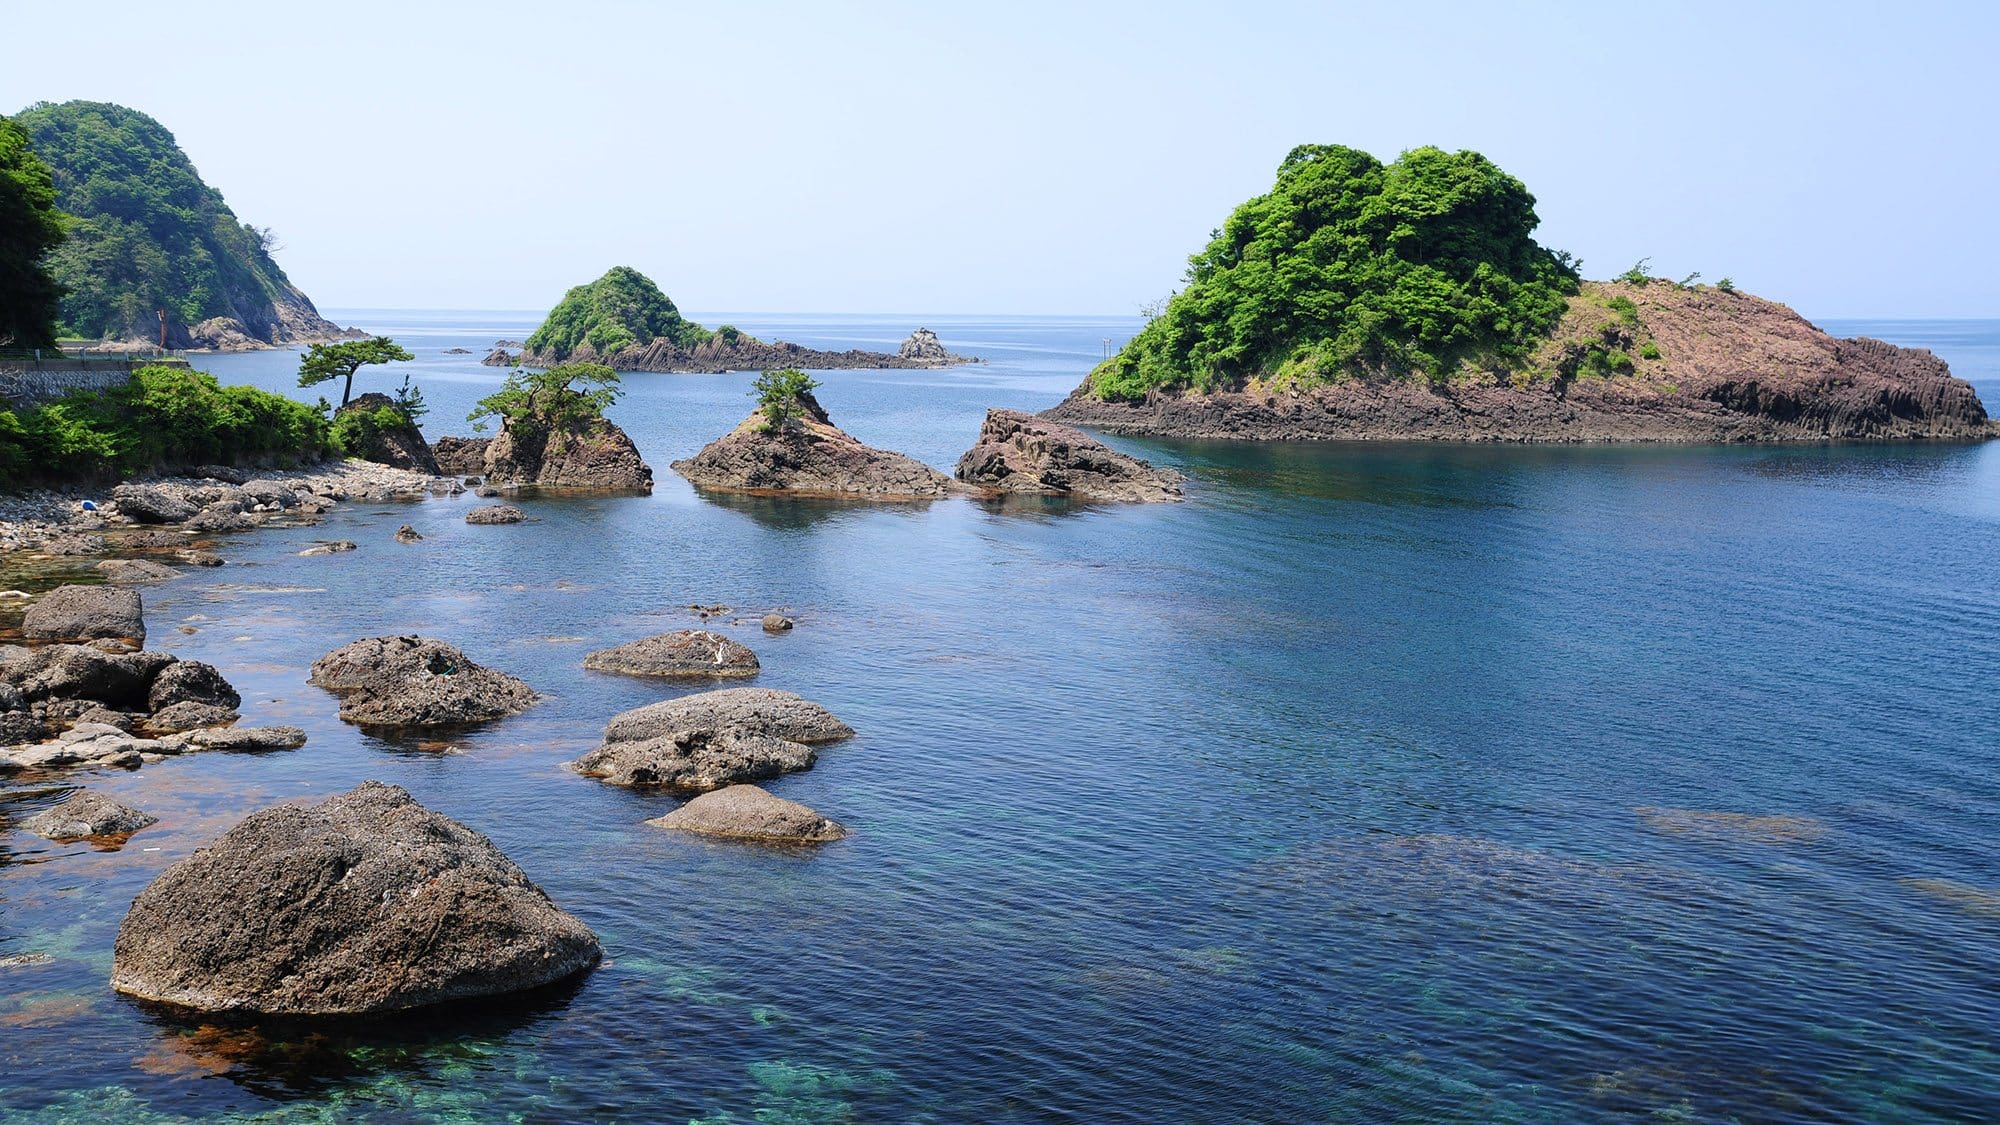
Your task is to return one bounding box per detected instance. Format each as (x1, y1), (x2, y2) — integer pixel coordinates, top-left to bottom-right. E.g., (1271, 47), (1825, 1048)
(4, 0), (1995, 317)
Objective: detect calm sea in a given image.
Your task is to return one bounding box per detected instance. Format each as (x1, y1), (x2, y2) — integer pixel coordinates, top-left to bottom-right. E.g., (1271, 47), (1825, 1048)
(1, 312), (1996, 1121)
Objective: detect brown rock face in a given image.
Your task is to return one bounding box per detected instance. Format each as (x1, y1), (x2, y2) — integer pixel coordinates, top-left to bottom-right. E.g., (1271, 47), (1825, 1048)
(672, 393), (959, 498)
(308, 636), (537, 728)
(482, 419), (652, 490)
(583, 631), (760, 679)
(955, 409), (1184, 501)
(647, 784), (847, 843)
(1043, 282), (1994, 443)
(432, 436), (492, 477)
(110, 781), (600, 1015)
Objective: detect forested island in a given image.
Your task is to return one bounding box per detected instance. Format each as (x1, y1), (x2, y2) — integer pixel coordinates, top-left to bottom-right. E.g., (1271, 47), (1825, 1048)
(9, 101), (355, 351)
(1044, 145), (1992, 442)
(490, 267), (978, 373)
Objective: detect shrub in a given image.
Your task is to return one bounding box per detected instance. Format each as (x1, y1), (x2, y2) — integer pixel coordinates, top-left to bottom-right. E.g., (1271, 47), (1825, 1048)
(1605, 295), (1640, 327)
(1639, 340), (1662, 360)
(750, 368), (821, 431)
(1716, 277), (1736, 292)
(1615, 258), (1654, 286)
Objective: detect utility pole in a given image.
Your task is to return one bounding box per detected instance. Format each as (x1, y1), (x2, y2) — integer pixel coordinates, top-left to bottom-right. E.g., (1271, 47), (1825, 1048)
(158, 309), (167, 353)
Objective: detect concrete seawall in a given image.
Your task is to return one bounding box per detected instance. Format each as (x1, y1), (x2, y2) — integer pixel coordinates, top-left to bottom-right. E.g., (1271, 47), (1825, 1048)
(0, 361), (144, 407)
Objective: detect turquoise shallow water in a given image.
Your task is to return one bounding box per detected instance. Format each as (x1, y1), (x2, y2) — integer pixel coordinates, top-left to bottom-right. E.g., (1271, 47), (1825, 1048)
(1, 313), (1998, 1121)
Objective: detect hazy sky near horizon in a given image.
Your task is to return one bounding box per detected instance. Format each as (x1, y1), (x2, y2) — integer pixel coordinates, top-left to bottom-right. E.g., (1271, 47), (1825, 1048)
(4, 0), (1995, 318)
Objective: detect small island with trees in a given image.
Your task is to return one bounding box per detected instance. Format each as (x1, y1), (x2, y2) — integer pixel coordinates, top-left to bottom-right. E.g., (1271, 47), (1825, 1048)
(489, 267), (979, 374)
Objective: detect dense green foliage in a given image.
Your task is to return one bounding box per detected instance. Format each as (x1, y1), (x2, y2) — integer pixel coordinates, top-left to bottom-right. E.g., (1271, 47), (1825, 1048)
(13, 100), (301, 341)
(524, 267), (714, 360)
(0, 364), (333, 486)
(751, 368), (820, 431)
(297, 336), (414, 406)
(0, 116), (66, 349)
(468, 363), (622, 435)
(1092, 145), (1580, 399)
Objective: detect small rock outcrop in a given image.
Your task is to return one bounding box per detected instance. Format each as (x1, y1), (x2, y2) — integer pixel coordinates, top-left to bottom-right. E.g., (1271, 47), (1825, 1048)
(308, 636), (537, 728)
(955, 409), (1185, 502)
(334, 393), (443, 474)
(896, 327), (976, 366)
(569, 687), (853, 792)
(465, 504), (525, 525)
(647, 784), (847, 843)
(761, 614), (794, 633)
(583, 631), (759, 679)
(484, 421), (653, 491)
(394, 524), (423, 543)
(432, 436), (492, 476)
(110, 781), (601, 1015)
(21, 789), (156, 840)
(22, 585), (145, 645)
(111, 485), (198, 524)
(672, 393), (958, 498)
(480, 348), (518, 367)
(94, 558), (183, 583)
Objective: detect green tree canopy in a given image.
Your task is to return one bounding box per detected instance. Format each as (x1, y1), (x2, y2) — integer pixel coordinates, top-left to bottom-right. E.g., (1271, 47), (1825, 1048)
(468, 363), (622, 435)
(297, 336), (414, 407)
(0, 115), (66, 349)
(14, 100), (323, 343)
(524, 266), (714, 360)
(749, 368), (821, 432)
(1093, 144), (1580, 399)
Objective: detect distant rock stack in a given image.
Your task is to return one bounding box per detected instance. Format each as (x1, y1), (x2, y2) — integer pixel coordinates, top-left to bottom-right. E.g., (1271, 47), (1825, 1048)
(672, 392), (961, 498)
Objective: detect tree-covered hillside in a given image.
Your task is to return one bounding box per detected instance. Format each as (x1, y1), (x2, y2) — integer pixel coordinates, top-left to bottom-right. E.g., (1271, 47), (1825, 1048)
(523, 266), (716, 361)
(14, 100), (343, 346)
(0, 115), (65, 348)
(1091, 145), (1580, 400)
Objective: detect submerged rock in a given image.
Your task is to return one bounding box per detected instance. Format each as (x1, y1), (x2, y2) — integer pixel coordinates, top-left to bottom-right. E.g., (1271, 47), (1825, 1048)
(583, 631), (759, 679)
(761, 614), (794, 633)
(110, 781), (600, 1015)
(955, 409), (1185, 502)
(22, 585), (145, 645)
(21, 789), (156, 840)
(647, 784), (847, 843)
(465, 504), (526, 525)
(570, 687), (853, 792)
(298, 540), (358, 556)
(672, 392), (959, 498)
(308, 635), (537, 727)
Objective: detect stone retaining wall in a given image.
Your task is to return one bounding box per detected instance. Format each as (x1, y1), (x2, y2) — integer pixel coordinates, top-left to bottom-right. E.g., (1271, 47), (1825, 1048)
(0, 364), (138, 407)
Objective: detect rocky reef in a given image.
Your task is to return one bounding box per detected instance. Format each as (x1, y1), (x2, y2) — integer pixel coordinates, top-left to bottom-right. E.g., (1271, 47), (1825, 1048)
(672, 392), (959, 498)
(1046, 281), (1994, 443)
(308, 636), (537, 728)
(110, 781), (600, 1015)
(955, 409), (1184, 501)
(568, 687), (854, 792)
(583, 630), (760, 679)
(898, 327), (978, 365)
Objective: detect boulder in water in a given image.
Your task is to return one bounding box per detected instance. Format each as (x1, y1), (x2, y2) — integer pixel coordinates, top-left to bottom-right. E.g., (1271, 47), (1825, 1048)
(672, 392), (959, 498)
(22, 585), (145, 645)
(308, 635), (537, 727)
(583, 631), (759, 679)
(465, 504), (526, 525)
(110, 781), (600, 1015)
(955, 409), (1184, 502)
(569, 687), (853, 792)
(21, 789), (156, 840)
(647, 784), (847, 843)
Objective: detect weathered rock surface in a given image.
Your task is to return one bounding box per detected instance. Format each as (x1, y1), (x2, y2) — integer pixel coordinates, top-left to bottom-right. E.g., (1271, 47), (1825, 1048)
(21, 789), (156, 839)
(95, 558), (182, 583)
(110, 781), (601, 1015)
(481, 347), (518, 367)
(22, 585), (144, 644)
(394, 524), (423, 543)
(298, 540), (358, 555)
(432, 436), (492, 477)
(143, 700), (241, 734)
(602, 687), (854, 744)
(335, 393), (442, 474)
(761, 614), (794, 633)
(308, 636), (537, 727)
(647, 784), (847, 843)
(163, 725), (307, 752)
(897, 327), (978, 365)
(955, 409), (1185, 501)
(147, 660), (240, 713)
(482, 420), (653, 491)
(465, 504), (525, 525)
(672, 393), (959, 497)
(111, 485), (198, 524)
(583, 631), (759, 679)
(1042, 282), (1996, 443)
(569, 687), (853, 792)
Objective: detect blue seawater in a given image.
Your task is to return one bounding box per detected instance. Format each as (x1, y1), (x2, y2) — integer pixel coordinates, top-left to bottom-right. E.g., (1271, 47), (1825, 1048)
(0, 313), (1996, 1121)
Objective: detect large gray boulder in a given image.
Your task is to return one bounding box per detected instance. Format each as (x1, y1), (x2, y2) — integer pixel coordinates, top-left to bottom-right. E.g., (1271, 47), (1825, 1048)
(94, 559), (181, 584)
(110, 781), (600, 1015)
(21, 789), (156, 840)
(308, 636), (537, 727)
(647, 784), (847, 843)
(465, 504), (525, 525)
(111, 484), (197, 524)
(568, 687), (853, 792)
(955, 409), (1185, 502)
(147, 660), (240, 713)
(583, 631), (759, 679)
(22, 585), (145, 645)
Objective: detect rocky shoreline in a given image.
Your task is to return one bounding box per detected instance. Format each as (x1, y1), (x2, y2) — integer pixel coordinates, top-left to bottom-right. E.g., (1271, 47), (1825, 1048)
(488, 328), (982, 374)
(1046, 283), (1996, 443)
